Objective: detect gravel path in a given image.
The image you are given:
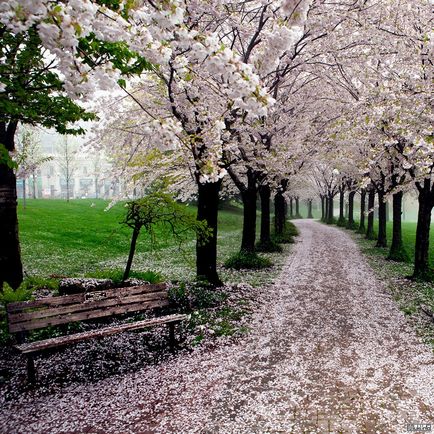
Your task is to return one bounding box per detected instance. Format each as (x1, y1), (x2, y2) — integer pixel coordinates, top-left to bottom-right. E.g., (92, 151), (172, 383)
(2, 220), (434, 433)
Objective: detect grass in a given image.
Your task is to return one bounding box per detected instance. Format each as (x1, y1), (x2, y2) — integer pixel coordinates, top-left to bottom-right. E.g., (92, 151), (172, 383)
(363, 221), (434, 268)
(16, 199), (289, 288)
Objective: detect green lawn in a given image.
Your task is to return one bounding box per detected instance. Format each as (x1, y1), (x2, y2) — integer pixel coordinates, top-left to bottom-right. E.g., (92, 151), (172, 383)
(371, 220), (434, 267)
(16, 199), (287, 287)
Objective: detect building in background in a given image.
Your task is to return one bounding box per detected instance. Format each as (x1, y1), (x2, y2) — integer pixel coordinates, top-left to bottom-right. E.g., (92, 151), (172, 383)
(16, 128), (118, 200)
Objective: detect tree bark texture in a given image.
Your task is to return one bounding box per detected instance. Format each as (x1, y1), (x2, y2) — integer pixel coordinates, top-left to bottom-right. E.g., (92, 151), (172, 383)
(337, 188), (345, 225)
(346, 191), (356, 229)
(376, 190), (387, 247)
(366, 189), (376, 240)
(275, 192), (286, 234)
(123, 226), (140, 281)
(388, 191), (407, 261)
(307, 199), (313, 219)
(321, 195), (325, 221)
(295, 197), (301, 218)
(358, 189), (366, 233)
(196, 179), (223, 285)
(327, 195), (334, 224)
(413, 179), (433, 279)
(0, 121), (23, 289)
(259, 184), (271, 245)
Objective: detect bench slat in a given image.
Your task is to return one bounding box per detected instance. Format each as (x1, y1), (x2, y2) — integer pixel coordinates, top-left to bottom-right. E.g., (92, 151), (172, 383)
(9, 299), (170, 333)
(8, 291), (168, 325)
(15, 314), (188, 354)
(7, 284), (167, 313)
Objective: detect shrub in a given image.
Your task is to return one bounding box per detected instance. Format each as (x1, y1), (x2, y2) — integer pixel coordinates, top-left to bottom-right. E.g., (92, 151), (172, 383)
(255, 240), (283, 253)
(224, 251), (273, 270)
(86, 269), (163, 285)
(0, 283), (34, 346)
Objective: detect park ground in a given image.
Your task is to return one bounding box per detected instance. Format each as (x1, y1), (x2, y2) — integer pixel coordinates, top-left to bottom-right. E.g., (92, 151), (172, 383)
(1, 219), (433, 433)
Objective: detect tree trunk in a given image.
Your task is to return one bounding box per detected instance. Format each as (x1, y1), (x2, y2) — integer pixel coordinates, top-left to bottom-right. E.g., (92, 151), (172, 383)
(240, 173), (257, 253)
(346, 191), (356, 229)
(376, 190), (387, 247)
(259, 184), (271, 245)
(358, 189), (366, 233)
(196, 179), (222, 286)
(325, 196), (329, 222)
(366, 189), (376, 240)
(274, 192), (286, 235)
(327, 194), (334, 224)
(320, 195), (325, 221)
(337, 188), (345, 226)
(0, 121), (23, 289)
(295, 197), (301, 218)
(123, 226), (140, 281)
(307, 199), (313, 219)
(289, 197), (294, 219)
(413, 179), (433, 279)
(388, 191), (408, 261)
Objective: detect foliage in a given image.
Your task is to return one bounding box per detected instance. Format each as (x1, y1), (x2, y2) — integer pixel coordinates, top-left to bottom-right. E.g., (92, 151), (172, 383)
(336, 217), (347, 227)
(0, 26), (96, 136)
(0, 283), (33, 305)
(255, 240), (283, 253)
(20, 276), (59, 292)
(86, 269), (163, 285)
(224, 251), (272, 270)
(121, 191), (211, 279)
(271, 221), (300, 244)
(122, 192), (210, 248)
(0, 283), (34, 345)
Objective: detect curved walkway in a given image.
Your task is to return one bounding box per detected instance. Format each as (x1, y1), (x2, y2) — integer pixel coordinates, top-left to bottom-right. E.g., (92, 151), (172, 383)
(2, 220), (434, 433)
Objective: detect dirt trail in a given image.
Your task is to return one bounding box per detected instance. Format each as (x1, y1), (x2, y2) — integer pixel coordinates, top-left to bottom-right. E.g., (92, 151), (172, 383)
(1, 220), (433, 433)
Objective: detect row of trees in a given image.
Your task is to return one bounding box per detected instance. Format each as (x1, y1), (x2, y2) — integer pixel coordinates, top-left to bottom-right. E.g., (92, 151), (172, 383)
(0, 0), (432, 288)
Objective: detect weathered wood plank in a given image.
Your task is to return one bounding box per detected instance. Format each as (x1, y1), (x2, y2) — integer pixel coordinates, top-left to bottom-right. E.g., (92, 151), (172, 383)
(15, 314), (187, 354)
(8, 291), (168, 324)
(7, 284), (167, 313)
(9, 299), (171, 333)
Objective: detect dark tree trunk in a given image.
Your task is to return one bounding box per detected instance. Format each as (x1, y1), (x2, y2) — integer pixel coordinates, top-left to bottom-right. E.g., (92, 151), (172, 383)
(307, 199), (313, 218)
(275, 192), (286, 234)
(327, 194), (334, 224)
(259, 184), (271, 245)
(413, 179), (433, 279)
(295, 197), (302, 218)
(0, 121), (23, 289)
(240, 171), (257, 253)
(123, 226), (140, 281)
(289, 197), (294, 219)
(337, 188), (345, 225)
(196, 179), (223, 286)
(358, 189), (366, 233)
(346, 191), (356, 229)
(388, 190), (408, 261)
(376, 190), (387, 247)
(366, 189), (376, 240)
(320, 195), (325, 221)
(324, 196), (329, 222)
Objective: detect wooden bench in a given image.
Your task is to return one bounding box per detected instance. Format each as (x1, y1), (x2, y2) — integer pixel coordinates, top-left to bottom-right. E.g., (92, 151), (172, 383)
(6, 283), (187, 383)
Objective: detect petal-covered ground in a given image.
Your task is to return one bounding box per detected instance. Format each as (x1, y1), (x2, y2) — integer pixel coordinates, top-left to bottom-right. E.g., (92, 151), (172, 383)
(2, 220), (433, 433)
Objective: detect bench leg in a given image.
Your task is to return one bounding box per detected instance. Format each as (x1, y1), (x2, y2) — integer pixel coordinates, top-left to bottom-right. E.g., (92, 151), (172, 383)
(26, 355), (36, 384)
(168, 323), (175, 352)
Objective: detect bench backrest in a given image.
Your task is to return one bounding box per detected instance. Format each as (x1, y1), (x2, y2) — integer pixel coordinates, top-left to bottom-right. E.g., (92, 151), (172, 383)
(7, 284), (170, 333)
